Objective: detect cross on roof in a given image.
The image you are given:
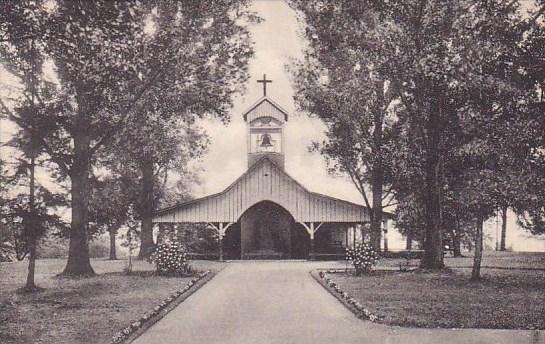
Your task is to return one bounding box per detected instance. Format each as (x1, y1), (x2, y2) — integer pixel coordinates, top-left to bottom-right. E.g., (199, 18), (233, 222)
(257, 74), (272, 97)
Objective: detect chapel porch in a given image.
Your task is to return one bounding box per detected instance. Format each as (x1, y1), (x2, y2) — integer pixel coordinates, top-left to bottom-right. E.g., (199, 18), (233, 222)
(152, 157), (391, 261)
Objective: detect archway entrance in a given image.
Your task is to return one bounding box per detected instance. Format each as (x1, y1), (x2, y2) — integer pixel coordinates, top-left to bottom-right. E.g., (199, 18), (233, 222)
(238, 201), (307, 259)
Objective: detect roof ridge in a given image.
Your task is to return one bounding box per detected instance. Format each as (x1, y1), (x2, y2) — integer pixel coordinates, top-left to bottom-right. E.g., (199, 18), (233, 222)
(242, 97), (289, 121)
(155, 155), (384, 217)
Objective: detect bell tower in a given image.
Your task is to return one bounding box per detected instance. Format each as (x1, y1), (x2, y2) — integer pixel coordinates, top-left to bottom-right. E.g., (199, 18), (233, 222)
(242, 74), (288, 170)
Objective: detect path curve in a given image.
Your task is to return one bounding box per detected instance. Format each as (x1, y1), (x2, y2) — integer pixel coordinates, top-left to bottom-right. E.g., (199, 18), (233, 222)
(133, 261), (544, 344)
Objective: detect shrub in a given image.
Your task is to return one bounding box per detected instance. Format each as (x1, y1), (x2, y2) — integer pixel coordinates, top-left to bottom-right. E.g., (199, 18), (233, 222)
(346, 243), (379, 274)
(149, 241), (191, 275)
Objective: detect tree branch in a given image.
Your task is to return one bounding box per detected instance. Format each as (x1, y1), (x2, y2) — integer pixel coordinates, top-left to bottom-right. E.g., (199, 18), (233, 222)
(89, 15), (201, 156)
(382, 186), (393, 201)
(89, 67), (166, 155)
(382, 199), (398, 208)
(347, 166), (372, 210)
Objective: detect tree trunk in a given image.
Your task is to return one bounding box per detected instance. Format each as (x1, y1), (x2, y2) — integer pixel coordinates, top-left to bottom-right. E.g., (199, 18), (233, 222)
(25, 39), (38, 290)
(370, 97), (384, 251)
(452, 215), (462, 257)
(25, 155), (37, 290)
(471, 215), (484, 281)
(138, 156), (155, 259)
(406, 231), (413, 250)
(452, 230), (462, 257)
(108, 226), (118, 260)
(156, 223), (168, 245)
(62, 119), (95, 276)
(500, 205), (507, 251)
(420, 103), (444, 270)
(370, 196), (382, 251)
(25, 238), (37, 290)
(383, 228), (389, 252)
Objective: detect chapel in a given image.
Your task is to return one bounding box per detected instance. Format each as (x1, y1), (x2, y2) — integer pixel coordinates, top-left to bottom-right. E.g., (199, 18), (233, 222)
(153, 75), (389, 259)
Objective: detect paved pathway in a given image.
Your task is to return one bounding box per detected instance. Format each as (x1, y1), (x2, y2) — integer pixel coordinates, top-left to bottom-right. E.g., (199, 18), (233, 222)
(133, 261), (544, 344)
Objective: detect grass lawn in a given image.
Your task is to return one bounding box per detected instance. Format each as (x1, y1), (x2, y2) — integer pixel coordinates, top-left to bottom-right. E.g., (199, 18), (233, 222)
(374, 250), (545, 271)
(0, 258), (225, 344)
(331, 251), (545, 329)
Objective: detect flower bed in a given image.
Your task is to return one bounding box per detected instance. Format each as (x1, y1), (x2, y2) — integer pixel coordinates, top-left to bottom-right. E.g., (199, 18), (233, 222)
(313, 269), (383, 323)
(111, 270), (212, 344)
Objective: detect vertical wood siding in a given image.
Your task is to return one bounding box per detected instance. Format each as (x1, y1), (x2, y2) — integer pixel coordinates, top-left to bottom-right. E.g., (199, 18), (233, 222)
(153, 158), (369, 223)
(244, 98), (288, 124)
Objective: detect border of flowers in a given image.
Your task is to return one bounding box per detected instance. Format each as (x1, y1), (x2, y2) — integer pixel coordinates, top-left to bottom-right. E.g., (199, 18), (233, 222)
(111, 270), (214, 344)
(311, 269), (383, 323)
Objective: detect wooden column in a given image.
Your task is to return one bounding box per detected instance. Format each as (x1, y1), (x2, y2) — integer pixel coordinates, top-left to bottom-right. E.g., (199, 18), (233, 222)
(309, 222), (315, 261)
(218, 223), (224, 261)
(345, 224), (349, 248)
(208, 222), (232, 262)
(300, 222), (323, 260)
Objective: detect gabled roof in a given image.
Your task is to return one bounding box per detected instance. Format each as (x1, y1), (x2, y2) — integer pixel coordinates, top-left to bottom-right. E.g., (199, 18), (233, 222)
(153, 156), (376, 223)
(242, 96), (289, 122)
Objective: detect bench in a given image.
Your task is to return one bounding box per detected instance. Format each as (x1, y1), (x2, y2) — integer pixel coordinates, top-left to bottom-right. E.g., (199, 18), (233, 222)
(187, 252), (219, 260)
(309, 252), (346, 261)
(243, 251), (285, 260)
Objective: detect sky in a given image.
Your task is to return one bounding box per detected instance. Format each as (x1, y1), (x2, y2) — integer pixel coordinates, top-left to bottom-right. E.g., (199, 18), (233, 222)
(0, 0), (543, 252)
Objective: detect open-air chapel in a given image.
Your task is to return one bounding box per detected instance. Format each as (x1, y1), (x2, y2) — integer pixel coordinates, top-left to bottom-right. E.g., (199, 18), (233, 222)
(153, 76), (390, 260)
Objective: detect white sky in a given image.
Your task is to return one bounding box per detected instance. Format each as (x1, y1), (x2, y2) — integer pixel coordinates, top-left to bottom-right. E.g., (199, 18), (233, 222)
(1, 0), (543, 251)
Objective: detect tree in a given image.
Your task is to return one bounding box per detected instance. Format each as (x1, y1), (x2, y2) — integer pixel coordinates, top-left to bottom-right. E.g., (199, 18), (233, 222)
(122, 204), (140, 274)
(0, 157), (16, 262)
(96, 116), (206, 260)
(394, 195), (425, 250)
(1, 1), (256, 275)
(289, 1), (397, 250)
(92, 0), (255, 260)
(1, 1), (150, 276)
(88, 176), (135, 260)
(0, 20), (66, 288)
(452, 1), (545, 279)
(378, 0), (544, 270)
(512, 14), (545, 239)
(1, 154), (67, 290)
(289, 0), (545, 271)
(108, 112), (207, 259)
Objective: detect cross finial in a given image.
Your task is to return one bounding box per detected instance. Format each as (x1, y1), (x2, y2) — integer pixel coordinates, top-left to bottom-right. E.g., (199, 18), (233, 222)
(257, 74), (272, 97)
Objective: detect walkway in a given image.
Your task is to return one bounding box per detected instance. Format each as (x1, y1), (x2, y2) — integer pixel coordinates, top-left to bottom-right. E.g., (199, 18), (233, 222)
(133, 261), (544, 344)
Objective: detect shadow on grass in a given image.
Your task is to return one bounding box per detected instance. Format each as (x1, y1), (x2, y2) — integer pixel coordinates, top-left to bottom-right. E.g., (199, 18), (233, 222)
(15, 286), (46, 294)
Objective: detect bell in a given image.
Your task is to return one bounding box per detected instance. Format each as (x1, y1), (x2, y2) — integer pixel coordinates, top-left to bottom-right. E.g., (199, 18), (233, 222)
(260, 134), (272, 147)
